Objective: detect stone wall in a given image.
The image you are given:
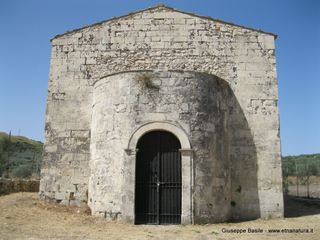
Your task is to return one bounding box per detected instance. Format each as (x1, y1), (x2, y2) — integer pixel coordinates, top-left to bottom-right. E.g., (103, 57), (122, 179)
(90, 71), (231, 223)
(0, 178), (39, 195)
(41, 5), (283, 221)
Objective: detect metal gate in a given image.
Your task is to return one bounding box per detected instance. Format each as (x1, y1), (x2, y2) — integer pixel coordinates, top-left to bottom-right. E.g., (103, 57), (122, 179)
(135, 131), (182, 224)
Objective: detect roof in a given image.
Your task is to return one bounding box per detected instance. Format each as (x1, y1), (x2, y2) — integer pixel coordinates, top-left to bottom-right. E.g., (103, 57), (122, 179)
(51, 4), (277, 41)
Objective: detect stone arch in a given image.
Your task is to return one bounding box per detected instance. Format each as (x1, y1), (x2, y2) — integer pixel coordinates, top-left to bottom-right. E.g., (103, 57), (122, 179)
(127, 121), (191, 151)
(123, 121), (194, 224)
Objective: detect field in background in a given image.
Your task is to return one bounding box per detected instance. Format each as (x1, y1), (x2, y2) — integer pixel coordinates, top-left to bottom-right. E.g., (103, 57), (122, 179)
(282, 154), (320, 198)
(286, 176), (320, 198)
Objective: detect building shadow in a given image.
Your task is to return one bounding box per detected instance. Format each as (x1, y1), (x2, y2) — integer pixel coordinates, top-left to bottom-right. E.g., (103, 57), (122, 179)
(191, 73), (260, 222)
(284, 194), (320, 217)
(221, 77), (260, 221)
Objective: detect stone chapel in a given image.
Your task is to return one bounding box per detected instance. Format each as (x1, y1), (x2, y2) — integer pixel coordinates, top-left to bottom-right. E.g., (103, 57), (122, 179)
(40, 5), (284, 224)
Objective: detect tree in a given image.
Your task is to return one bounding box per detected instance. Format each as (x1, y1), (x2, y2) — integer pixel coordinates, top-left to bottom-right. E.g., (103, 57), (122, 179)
(0, 134), (11, 177)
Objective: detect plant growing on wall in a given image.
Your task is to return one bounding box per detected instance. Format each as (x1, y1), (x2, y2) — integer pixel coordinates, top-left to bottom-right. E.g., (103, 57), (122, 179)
(135, 72), (159, 90)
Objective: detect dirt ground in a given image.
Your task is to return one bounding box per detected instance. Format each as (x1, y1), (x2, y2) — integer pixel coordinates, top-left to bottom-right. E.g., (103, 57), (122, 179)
(0, 193), (319, 240)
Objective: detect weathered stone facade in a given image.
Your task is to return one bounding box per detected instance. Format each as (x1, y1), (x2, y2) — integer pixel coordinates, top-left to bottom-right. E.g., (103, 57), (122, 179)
(40, 5), (283, 223)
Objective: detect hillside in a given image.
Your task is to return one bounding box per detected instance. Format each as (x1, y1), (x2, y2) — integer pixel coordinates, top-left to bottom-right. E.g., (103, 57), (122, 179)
(0, 132), (43, 179)
(282, 153), (320, 176)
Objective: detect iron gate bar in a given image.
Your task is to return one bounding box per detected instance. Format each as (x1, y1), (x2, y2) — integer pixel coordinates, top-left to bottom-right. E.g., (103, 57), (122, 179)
(135, 131), (182, 224)
(157, 139), (160, 225)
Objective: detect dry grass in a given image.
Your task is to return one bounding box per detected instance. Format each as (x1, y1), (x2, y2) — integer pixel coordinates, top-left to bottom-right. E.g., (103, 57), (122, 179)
(0, 192), (319, 240)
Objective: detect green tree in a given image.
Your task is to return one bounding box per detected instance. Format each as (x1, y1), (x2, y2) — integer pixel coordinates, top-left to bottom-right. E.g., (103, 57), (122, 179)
(0, 134), (11, 177)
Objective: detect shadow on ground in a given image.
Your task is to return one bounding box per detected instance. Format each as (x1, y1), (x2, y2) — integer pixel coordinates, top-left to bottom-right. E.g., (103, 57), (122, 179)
(284, 194), (320, 218)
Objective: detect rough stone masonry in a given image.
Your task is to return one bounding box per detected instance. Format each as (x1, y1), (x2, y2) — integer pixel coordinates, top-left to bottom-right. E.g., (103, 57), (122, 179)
(40, 5), (284, 224)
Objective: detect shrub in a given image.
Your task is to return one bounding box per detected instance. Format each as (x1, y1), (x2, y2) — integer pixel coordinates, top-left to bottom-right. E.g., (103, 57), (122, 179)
(11, 164), (33, 178)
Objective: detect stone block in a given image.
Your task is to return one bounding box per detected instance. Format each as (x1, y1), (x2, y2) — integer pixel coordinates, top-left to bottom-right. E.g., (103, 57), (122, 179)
(69, 199), (81, 206)
(55, 191), (67, 200)
(258, 35), (275, 50)
(60, 199), (70, 205)
(45, 145), (57, 153)
(71, 130), (90, 138)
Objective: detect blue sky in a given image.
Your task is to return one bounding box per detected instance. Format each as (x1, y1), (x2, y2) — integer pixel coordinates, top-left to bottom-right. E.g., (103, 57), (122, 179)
(0, 0), (319, 156)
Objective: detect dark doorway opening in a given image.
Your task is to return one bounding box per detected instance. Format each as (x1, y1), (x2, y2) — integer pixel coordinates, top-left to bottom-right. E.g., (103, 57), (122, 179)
(135, 131), (182, 224)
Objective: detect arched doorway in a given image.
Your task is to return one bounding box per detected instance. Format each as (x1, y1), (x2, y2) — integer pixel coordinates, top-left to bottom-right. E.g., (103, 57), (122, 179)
(135, 130), (182, 224)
